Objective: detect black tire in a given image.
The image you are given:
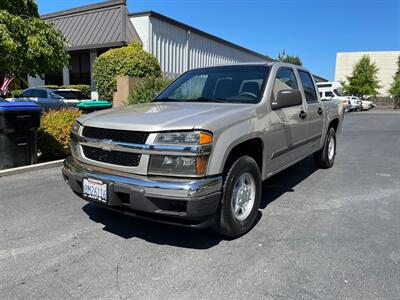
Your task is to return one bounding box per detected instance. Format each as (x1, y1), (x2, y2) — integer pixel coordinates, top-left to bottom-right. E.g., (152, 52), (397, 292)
(213, 155), (261, 238)
(314, 127), (336, 169)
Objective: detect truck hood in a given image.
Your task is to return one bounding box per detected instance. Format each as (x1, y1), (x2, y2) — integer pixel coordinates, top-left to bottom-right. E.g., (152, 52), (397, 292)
(79, 101), (253, 132)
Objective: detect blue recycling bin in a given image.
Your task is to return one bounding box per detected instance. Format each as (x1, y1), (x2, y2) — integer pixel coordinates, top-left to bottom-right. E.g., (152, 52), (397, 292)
(0, 101), (41, 170)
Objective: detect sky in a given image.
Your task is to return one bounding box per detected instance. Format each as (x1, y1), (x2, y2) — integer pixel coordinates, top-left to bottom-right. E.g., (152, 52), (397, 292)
(37, 0), (400, 80)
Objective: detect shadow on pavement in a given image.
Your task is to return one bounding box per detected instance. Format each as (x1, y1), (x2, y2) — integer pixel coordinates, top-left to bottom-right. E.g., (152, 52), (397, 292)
(82, 203), (225, 249)
(260, 156), (318, 209)
(82, 157), (317, 249)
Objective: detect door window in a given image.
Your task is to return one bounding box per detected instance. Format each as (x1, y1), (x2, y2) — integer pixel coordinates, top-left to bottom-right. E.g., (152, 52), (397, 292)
(20, 90), (33, 97)
(31, 90), (46, 98)
(298, 71), (318, 102)
(272, 68), (299, 104)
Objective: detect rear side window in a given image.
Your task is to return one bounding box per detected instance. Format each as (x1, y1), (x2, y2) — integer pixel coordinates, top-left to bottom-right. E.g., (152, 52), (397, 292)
(20, 90), (33, 97)
(298, 71), (318, 102)
(30, 89), (47, 98)
(272, 68), (298, 102)
(325, 91), (334, 97)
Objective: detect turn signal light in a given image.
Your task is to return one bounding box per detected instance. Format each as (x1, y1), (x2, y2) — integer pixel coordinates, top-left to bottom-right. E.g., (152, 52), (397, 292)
(199, 132), (213, 144)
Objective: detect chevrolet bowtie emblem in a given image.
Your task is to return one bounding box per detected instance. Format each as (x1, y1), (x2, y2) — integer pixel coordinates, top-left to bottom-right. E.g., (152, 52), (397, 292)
(101, 139), (115, 151)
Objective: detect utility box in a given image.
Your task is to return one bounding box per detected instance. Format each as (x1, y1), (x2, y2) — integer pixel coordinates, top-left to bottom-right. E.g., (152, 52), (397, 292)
(0, 101), (41, 170)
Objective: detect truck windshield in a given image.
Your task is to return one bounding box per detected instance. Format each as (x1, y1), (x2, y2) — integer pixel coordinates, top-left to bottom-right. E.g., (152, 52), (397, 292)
(154, 65), (269, 104)
(333, 88), (345, 96)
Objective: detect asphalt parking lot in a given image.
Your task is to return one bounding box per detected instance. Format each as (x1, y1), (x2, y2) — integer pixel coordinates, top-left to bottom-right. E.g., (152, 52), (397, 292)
(1, 111), (399, 300)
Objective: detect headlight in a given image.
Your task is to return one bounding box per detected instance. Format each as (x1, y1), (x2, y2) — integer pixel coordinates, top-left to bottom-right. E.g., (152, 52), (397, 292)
(149, 155), (208, 176)
(149, 130), (212, 176)
(155, 131), (212, 145)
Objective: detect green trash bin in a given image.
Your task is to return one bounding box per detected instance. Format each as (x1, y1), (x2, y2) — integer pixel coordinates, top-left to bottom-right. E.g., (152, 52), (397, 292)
(77, 100), (112, 113)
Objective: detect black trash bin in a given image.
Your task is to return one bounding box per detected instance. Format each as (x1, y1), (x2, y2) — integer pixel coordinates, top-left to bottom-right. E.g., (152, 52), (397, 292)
(0, 101), (41, 170)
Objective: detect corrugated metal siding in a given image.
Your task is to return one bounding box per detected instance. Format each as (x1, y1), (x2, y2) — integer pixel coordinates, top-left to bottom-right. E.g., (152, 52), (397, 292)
(131, 16), (268, 77)
(150, 17), (188, 76)
(188, 31), (266, 70)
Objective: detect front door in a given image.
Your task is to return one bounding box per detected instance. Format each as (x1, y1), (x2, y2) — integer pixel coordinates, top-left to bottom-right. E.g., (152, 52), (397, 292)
(268, 67), (308, 172)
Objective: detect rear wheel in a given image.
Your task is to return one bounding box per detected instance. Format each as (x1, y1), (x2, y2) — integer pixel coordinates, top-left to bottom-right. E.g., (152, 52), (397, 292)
(314, 127), (336, 169)
(213, 156), (261, 237)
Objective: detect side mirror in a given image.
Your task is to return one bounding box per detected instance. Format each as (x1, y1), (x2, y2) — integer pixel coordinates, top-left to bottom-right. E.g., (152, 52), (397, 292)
(272, 89), (302, 110)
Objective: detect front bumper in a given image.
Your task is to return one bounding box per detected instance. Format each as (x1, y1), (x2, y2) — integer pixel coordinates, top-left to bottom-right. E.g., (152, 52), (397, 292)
(62, 157), (222, 228)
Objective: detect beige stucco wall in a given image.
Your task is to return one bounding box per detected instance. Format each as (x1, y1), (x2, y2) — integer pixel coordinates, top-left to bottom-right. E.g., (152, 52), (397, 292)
(335, 51), (400, 96)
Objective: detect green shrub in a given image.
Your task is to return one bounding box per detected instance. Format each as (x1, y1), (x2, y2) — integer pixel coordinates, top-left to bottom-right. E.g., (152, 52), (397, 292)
(37, 109), (81, 161)
(93, 42), (162, 101)
(10, 89), (22, 97)
(37, 85), (59, 89)
(129, 77), (172, 105)
(62, 84), (91, 98)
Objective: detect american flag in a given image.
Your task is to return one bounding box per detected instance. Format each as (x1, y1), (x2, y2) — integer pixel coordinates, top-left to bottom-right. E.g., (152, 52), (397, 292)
(0, 75), (15, 96)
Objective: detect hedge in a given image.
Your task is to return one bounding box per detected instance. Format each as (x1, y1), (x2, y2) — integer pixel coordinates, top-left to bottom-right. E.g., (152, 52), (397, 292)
(129, 77), (172, 105)
(38, 85), (59, 89)
(93, 42), (161, 101)
(10, 89), (22, 97)
(37, 109), (81, 161)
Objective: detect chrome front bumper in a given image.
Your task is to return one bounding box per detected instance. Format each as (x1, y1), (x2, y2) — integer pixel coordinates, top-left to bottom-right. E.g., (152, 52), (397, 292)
(62, 157), (223, 226)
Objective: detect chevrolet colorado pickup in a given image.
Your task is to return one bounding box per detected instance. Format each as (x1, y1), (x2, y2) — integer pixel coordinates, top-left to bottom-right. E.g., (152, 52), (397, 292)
(63, 62), (344, 237)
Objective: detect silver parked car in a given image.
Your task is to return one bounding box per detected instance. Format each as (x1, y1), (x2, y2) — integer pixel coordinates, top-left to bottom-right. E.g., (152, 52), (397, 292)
(11, 88), (91, 111)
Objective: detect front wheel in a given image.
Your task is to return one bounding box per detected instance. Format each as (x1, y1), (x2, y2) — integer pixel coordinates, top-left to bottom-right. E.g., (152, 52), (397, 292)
(213, 156), (261, 238)
(314, 127), (336, 169)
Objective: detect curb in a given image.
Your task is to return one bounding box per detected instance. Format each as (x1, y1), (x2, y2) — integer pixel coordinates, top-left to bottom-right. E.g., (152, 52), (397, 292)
(0, 159), (64, 177)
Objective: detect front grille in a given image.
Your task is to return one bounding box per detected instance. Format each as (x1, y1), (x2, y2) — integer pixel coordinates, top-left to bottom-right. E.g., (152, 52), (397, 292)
(82, 146), (141, 167)
(82, 127), (149, 144)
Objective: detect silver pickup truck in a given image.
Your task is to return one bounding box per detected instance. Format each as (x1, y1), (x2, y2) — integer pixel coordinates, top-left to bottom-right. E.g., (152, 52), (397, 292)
(63, 62), (343, 237)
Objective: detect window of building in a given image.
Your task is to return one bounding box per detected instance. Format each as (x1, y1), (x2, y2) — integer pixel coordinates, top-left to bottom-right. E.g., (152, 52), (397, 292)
(70, 51), (91, 85)
(45, 71), (63, 86)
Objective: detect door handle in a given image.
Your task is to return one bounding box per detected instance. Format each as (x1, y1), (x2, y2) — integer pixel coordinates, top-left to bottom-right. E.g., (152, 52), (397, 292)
(317, 107), (323, 115)
(299, 111), (307, 120)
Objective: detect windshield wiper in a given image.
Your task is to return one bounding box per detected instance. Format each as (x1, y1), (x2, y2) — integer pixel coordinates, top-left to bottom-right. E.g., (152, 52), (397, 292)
(153, 98), (181, 102)
(193, 97), (226, 103)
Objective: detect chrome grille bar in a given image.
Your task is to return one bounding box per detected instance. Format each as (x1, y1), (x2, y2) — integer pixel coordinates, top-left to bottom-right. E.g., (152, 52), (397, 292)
(74, 133), (212, 156)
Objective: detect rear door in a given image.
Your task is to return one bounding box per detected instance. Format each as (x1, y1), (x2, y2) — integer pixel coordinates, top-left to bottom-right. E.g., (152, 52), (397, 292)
(298, 70), (324, 153)
(268, 67), (308, 171)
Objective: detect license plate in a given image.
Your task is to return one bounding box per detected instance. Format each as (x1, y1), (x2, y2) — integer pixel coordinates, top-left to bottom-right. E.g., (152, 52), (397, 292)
(83, 178), (108, 204)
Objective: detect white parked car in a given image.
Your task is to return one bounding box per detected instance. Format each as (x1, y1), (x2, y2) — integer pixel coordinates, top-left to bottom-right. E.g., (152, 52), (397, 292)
(349, 96), (375, 111)
(317, 82), (359, 111)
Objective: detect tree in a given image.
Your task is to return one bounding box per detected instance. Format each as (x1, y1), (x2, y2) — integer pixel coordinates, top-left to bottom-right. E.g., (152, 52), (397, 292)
(276, 50), (302, 66)
(389, 56), (400, 108)
(93, 42), (162, 100)
(341, 55), (381, 97)
(0, 0), (69, 94)
(0, 0), (39, 18)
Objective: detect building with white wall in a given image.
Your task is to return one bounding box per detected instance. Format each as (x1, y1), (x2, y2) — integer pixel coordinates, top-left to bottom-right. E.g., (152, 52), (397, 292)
(335, 51), (400, 96)
(31, 0), (272, 90)
(129, 11), (269, 78)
